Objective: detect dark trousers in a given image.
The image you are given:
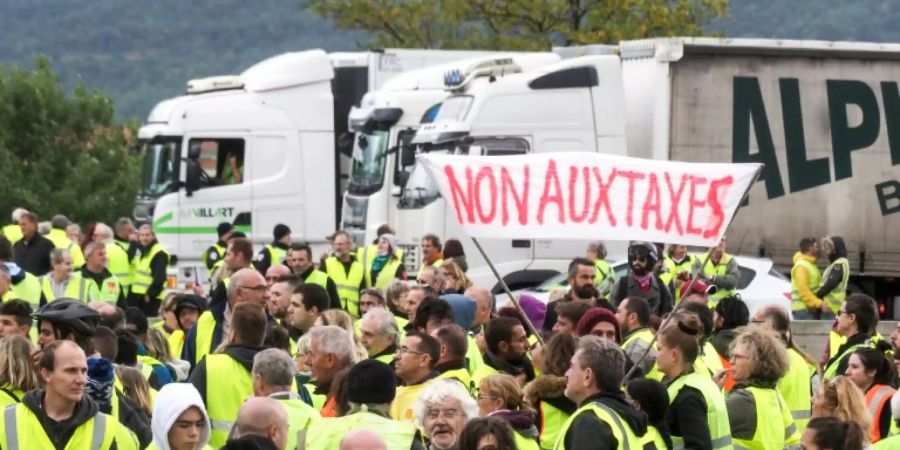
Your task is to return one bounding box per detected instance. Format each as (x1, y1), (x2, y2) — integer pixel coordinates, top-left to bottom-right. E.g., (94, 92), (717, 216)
(126, 292), (162, 317)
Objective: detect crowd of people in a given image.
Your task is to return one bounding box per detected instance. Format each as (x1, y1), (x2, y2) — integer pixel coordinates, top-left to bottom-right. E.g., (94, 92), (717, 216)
(0, 207), (895, 450)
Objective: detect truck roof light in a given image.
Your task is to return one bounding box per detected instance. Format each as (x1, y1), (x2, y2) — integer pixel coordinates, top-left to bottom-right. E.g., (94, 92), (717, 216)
(442, 58), (522, 91)
(186, 75), (244, 94)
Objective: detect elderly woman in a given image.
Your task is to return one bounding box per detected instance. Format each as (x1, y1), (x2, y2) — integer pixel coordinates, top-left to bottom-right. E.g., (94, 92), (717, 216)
(415, 379), (479, 450)
(725, 326), (799, 450)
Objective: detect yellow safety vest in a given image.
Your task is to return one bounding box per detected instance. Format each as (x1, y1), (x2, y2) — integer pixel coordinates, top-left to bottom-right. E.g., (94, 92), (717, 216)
(202, 243), (226, 269)
(0, 402), (139, 450)
(47, 229), (85, 268)
(417, 258), (444, 278)
(304, 269), (330, 290)
(147, 443), (213, 450)
(700, 253), (735, 307)
(702, 341), (724, 376)
(594, 259), (616, 296)
(777, 348), (815, 431)
(667, 371), (733, 450)
(373, 258), (403, 290)
(8, 272), (41, 307)
(821, 257), (850, 314)
(436, 368), (475, 396)
(168, 329), (185, 360)
(391, 381), (434, 422)
(641, 425), (668, 450)
(301, 383), (327, 411)
(555, 401), (640, 450)
(622, 328), (654, 351)
(106, 241), (133, 292)
(265, 244), (287, 266)
(205, 353), (253, 448)
(359, 244), (404, 286)
(131, 243), (169, 300)
(516, 431), (540, 450)
(790, 258), (821, 312)
(874, 434), (900, 450)
(0, 388), (23, 409)
(665, 255), (696, 305)
(823, 338), (876, 380)
(466, 335), (484, 379)
(193, 311), (217, 365)
(539, 400), (571, 450)
(88, 273), (122, 305)
(323, 257), (364, 317)
(40, 273), (92, 302)
(276, 397), (320, 450)
(1, 225), (22, 245)
(731, 387), (799, 450)
(305, 410), (418, 450)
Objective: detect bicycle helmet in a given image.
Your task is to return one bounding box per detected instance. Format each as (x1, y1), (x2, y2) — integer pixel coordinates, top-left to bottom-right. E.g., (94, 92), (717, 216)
(33, 298), (100, 337)
(628, 241), (659, 267)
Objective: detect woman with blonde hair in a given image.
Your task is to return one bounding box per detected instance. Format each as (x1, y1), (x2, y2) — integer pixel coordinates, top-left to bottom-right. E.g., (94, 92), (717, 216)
(812, 376), (872, 438)
(116, 365), (154, 418)
(0, 335), (39, 406)
(385, 280), (410, 319)
(477, 374), (539, 450)
(725, 326), (799, 450)
(440, 260), (472, 295)
(315, 309), (368, 362)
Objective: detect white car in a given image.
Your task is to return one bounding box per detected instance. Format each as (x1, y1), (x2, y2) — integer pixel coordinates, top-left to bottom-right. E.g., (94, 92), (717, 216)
(495, 255), (792, 317)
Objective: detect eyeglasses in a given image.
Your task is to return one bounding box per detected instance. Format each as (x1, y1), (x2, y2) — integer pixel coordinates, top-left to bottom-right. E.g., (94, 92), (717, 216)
(239, 285), (267, 292)
(426, 408), (461, 420)
(476, 393), (495, 401)
(397, 346), (427, 356)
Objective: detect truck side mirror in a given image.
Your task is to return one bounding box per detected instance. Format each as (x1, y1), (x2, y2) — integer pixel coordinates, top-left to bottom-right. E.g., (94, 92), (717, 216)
(400, 147), (416, 167)
(185, 159), (201, 197)
(396, 171), (410, 189)
(187, 145), (201, 160)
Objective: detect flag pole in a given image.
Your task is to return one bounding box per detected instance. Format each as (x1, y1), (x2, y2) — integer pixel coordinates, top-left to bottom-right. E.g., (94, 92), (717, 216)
(470, 237), (545, 346)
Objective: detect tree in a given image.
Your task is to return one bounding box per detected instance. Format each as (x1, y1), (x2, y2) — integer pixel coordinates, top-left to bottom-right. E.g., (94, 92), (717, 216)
(305, 0), (728, 50)
(0, 57), (141, 226)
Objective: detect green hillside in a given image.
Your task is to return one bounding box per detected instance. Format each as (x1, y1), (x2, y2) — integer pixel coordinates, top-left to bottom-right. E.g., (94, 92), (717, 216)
(0, 0), (896, 121)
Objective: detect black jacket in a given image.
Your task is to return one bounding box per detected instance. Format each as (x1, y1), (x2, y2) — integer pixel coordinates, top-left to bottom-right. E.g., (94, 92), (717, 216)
(666, 373), (713, 450)
(483, 349), (536, 383)
(254, 241), (289, 276)
(560, 390), (649, 450)
(610, 274), (673, 316)
(188, 343), (264, 402)
(13, 233), (54, 275)
(127, 241), (168, 300)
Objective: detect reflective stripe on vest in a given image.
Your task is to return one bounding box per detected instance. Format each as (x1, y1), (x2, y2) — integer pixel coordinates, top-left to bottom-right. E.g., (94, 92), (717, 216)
(324, 257), (364, 317)
(205, 353), (253, 448)
(374, 258), (403, 289)
(9, 273), (41, 307)
(361, 244), (404, 287)
(667, 371), (733, 450)
(777, 348), (814, 431)
(304, 411), (418, 450)
(540, 400), (571, 450)
(304, 270), (330, 289)
(40, 274), (91, 302)
(131, 244), (168, 299)
(701, 252), (736, 305)
(666, 255), (696, 305)
(867, 384), (896, 442)
(193, 311), (217, 364)
(0, 403), (115, 450)
(555, 401), (639, 450)
(821, 258), (850, 314)
(790, 258), (821, 311)
(732, 387), (798, 450)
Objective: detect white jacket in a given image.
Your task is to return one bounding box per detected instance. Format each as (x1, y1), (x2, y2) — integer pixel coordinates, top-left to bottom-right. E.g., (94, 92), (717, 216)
(150, 383), (211, 450)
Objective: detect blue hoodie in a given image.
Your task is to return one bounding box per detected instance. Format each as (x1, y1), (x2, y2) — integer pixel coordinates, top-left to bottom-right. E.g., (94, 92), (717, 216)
(441, 293), (476, 330)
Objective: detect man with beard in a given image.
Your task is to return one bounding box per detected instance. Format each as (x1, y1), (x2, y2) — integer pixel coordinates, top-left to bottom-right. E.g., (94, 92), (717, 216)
(474, 317), (534, 386)
(543, 258), (600, 333)
(267, 275), (300, 339)
(609, 241), (673, 317)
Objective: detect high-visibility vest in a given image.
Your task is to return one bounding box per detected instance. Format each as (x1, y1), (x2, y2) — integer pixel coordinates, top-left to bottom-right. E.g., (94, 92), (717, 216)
(303, 269), (330, 290)
(205, 353), (253, 448)
(47, 229), (85, 268)
(594, 259), (616, 296)
(299, 383), (327, 410)
(391, 381), (434, 422)
(821, 257), (850, 314)
(829, 330), (848, 358)
(667, 371), (733, 450)
(700, 253), (736, 307)
(790, 258), (821, 312)
(823, 338), (876, 380)
(40, 273), (92, 303)
(0, 402), (138, 450)
(874, 435), (900, 450)
(867, 384), (896, 443)
(304, 411), (418, 450)
(666, 255), (696, 305)
(466, 335), (484, 378)
(265, 244), (287, 266)
(622, 328), (654, 353)
(88, 273), (122, 305)
(359, 244), (404, 286)
(131, 243), (169, 300)
(554, 401), (640, 450)
(192, 311), (217, 365)
(641, 425), (668, 450)
(373, 258), (403, 289)
(1, 225), (22, 245)
(136, 354), (166, 386)
(702, 341), (724, 376)
(436, 368), (475, 396)
(731, 387), (799, 450)
(417, 258), (444, 278)
(202, 243), (226, 269)
(8, 272), (41, 307)
(539, 400), (571, 450)
(0, 388), (23, 409)
(276, 397), (320, 450)
(515, 430), (540, 450)
(106, 241), (133, 292)
(777, 348), (815, 431)
(147, 443), (213, 450)
(323, 257), (364, 317)
(167, 329), (185, 360)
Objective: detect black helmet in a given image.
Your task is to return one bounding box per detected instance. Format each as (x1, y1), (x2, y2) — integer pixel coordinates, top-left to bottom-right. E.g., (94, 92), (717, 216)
(33, 299), (100, 337)
(628, 241), (659, 266)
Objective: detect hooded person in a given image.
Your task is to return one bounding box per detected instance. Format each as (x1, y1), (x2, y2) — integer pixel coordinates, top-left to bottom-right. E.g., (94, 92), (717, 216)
(441, 294), (476, 330)
(148, 383), (212, 450)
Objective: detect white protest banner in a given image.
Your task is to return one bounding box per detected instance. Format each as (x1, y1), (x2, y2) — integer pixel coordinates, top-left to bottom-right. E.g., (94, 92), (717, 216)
(418, 152), (761, 247)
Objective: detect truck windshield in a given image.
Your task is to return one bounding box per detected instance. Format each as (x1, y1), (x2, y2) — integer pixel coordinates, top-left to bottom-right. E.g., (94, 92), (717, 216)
(398, 143), (454, 209)
(347, 130), (389, 195)
(140, 138), (181, 197)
